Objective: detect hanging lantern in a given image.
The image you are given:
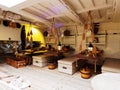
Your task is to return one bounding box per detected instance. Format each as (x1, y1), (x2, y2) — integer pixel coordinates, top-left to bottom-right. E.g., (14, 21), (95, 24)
(88, 42), (93, 51)
(43, 31), (48, 36)
(57, 41), (62, 51)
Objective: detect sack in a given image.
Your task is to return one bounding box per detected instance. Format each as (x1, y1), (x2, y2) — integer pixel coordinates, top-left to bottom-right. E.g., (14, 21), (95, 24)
(86, 29), (92, 37)
(3, 20), (9, 26)
(94, 23), (99, 34)
(64, 30), (70, 36)
(16, 23), (21, 28)
(43, 31), (48, 36)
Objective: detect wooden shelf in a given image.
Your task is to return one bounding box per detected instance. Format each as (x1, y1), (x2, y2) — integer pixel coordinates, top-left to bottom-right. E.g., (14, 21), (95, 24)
(85, 33), (107, 48)
(85, 43), (105, 45)
(62, 35), (76, 45)
(44, 36), (56, 44)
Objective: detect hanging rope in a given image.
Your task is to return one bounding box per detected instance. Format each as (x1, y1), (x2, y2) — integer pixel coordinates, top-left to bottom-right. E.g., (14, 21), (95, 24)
(79, 24), (87, 52)
(88, 11), (98, 57)
(82, 24), (87, 40)
(88, 11), (95, 42)
(79, 40), (83, 52)
(51, 18), (58, 44)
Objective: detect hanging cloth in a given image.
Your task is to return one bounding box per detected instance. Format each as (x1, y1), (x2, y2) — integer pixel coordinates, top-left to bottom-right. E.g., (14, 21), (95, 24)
(82, 24), (87, 40)
(79, 41), (83, 51)
(51, 18), (58, 43)
(30, 36), (33, 49)
(88, 11), (95, 42)
(79, 24), (87, 52)
(21, 25), (26, 50)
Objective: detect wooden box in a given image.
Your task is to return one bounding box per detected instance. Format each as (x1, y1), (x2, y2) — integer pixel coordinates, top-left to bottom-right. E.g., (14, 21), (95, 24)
(58, 57), (85, 75)
(6, 57), (26, 68)
(33, 55), (48, 67)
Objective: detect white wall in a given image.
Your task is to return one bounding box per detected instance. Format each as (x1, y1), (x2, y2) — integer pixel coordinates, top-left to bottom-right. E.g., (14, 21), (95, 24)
(100, 22), (120, 58)
(0, 24), (21, 41)
(60, 22), (120, 58)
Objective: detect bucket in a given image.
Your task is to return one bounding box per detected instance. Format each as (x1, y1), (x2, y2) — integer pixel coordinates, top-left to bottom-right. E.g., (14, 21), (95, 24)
(80, 67), (91, 79)
(48, 63), (57, 70)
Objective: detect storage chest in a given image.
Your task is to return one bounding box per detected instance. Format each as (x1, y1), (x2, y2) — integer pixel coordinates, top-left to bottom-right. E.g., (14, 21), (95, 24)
(58, 57), (86, 75)
(33, 55), (49, 67)
(6, 57), (26, 68)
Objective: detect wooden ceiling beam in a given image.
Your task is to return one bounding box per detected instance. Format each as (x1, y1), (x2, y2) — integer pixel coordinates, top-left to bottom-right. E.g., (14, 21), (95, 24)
(30, 6), (49, 17)
(30, 6), (48, 17)
(77, 4), (112, 13)
(37, 3), (56, 15)
(91, 0), (102, 18)
(106, 0), (108, 4)
(59, 0), (85, 24)
(15, 10), (51, 26)
(78, 0), (85, 9)
(91, 0), (95, 6)
(46, 14), (64, 19)
(112, 0), (120, 22)
(35, 3), (65, 23)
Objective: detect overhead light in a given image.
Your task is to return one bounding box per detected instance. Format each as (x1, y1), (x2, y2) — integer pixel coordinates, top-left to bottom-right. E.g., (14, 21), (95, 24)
(0, 0), (26, 7)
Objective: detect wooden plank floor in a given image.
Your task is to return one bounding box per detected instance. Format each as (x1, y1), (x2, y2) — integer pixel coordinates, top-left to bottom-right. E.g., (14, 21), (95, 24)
(0, 63), (93, 90)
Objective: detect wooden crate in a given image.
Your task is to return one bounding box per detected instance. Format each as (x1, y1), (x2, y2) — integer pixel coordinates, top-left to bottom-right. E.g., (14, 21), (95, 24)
(33, 55), (49, 67)
(6, 57), (26, 68)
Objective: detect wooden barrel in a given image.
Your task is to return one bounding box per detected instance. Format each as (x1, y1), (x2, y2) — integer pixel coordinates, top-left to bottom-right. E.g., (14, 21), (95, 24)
(80, 67), (91, 79)
(48, 63), (57, 70)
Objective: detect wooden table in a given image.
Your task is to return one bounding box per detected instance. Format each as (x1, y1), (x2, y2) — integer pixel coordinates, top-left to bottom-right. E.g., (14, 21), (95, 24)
(75, 53), (99, 74)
